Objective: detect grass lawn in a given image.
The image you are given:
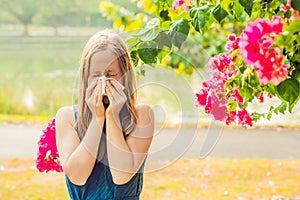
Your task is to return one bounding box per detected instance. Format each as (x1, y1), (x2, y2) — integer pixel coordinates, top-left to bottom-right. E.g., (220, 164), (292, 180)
(0, 158), (299, 199)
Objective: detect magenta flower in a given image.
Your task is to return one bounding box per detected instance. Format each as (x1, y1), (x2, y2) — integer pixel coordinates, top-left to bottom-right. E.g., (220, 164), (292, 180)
(196, 88), (208, 106)
(280, 0), (300, 21)
(36, 118), (63, 173)
(225, 111), (237, 125)
(239, 16), (288, 86)
(237, 108), (253, 128)
(259, 92), (264, 103)
(172, 0), (191, 12)
(211, 53), (232, 73)
(210, 94), (227, 121)
(172, 0), (185, 10)
(231, 89), (243, 105)
(225, 34), (240, 53)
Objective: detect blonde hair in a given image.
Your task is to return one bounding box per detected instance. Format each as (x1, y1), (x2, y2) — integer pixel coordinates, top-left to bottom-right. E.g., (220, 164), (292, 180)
(77, 30), (137, 140)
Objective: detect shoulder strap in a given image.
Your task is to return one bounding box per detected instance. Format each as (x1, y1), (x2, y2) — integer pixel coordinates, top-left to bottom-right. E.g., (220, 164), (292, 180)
(73, 105), (79, 135)
(73, 105), (78, 122)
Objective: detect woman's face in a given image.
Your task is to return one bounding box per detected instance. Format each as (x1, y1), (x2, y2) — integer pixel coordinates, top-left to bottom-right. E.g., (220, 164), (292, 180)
(88, 50), (123, 87)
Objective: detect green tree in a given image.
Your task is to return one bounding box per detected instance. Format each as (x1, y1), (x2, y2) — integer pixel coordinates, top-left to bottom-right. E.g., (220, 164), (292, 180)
(0, 0), (41, 35)
(37, 0), (78, 35)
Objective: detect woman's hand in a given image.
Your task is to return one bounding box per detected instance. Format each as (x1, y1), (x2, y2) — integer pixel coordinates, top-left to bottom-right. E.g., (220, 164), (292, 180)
(105, 79), (127, 119)
(85, 78), (105, 120)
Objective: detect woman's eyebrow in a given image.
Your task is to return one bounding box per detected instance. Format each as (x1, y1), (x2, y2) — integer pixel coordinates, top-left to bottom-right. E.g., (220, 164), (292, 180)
(105, 69), (116, 73)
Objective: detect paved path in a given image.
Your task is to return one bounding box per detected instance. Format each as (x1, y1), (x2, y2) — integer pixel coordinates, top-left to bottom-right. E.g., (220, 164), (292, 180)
(0, 123), (299, 160)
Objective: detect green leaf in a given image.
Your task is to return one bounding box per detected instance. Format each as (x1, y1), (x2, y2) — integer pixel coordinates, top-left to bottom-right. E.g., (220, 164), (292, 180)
(168, 18), (190, 48)
(229, 0), (244, 19)
(160, 10), (171, 21)
(292, 53), (300, 63)
(137, 41), (158, 64)
(136, 27), (160, 41)
(227, 100), (238, 112)
(267, 112), (272, 120)
(265, 83), (277, 96)
(276, 78), (300, 112)
(135, 27), (160, 41)
(278, 102), (287, 114)
(161, 21), (171, 29)
(287, 19), (300, 34)
(135, 18), (160, 41)
(239, 0), (253, 16)
(292, 0), (300, 13)
(157, 47), (170, 63)
(212, 4), (228, 23)
(130, 50), (138, 66)
(220, 0), (232, 14)
(155, 32), (172, 49)
(274, 107), (279, 114)
(145, 17), (160, 28)
(238, 86), (253, 99)
(189, 5), (214, 34)
(126, 37), (140, 50)
(292, 69), (300, 83)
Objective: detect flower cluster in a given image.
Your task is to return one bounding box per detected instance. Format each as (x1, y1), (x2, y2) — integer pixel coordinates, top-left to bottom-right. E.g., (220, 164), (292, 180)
(196, 16), (290, 128)
(239, 16), (288, 86)
(279, 0), (300, 21)
(172, 0), (192, 12)
(36, 118), (63, 173)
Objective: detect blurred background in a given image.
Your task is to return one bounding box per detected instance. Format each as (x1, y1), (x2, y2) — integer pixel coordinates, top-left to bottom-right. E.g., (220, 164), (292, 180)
(0, 0), (299, 127)
(0, 1), (300, 199)
(0, 0), (204, 126)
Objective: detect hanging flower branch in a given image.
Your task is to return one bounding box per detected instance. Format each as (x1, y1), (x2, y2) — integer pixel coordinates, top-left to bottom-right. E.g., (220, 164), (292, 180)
(195, 14), (300, 127)
(99, 0), (300, 127)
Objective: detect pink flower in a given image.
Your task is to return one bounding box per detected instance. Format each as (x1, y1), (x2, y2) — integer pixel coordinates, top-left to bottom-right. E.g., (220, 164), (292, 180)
(196, 89), (208, 106)
(225, 111), (236, 125)
(232, 89), (243, 105)
(237, 108), (253, 128)
(211, 53), (232, 73)
(225, 34), (240, 53)
(207, 94), (227, 121)
(172, 0), (191, 12)
(280, 0), (300, 20)
(253, 47), (288, 85)
(259, 92), (264, 103)
(172, 0), (186, 10)
(36, 118), (63, 173)
(205, 96), (212, 114)
(268, 93), (273, 99)
(239, 16), (287, 86)
(211, 96), (227, 121)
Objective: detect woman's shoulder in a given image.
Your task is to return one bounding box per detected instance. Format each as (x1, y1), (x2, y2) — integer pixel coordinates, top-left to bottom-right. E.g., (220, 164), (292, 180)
(56, 106), (76, 126)
(135, 103), (153, 113)
(135, 103), (154, 125)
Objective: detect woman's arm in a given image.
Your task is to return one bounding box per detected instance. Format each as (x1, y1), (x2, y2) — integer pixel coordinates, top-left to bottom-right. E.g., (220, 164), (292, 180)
(56, 107), (104, 185)
(105, 104), (154, 185)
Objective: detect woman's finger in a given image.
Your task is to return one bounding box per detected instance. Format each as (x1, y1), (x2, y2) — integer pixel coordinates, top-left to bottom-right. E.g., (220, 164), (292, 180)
(95, 80), (103, 106)
(105, 82), (115, 102)
(107, 81), (127, 104)
(86, 78), (99, 99)
(109, 79), (125, 93)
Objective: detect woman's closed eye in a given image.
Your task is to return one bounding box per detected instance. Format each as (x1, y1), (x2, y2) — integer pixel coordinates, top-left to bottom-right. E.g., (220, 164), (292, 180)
(106, 73), (118, 77)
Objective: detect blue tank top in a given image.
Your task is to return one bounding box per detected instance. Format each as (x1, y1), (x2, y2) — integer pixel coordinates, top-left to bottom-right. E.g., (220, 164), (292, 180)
(65, 106), (144, 200)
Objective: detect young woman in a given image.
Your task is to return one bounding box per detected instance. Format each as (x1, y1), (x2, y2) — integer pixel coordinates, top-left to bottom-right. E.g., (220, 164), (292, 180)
(55, 30), (154, 199)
